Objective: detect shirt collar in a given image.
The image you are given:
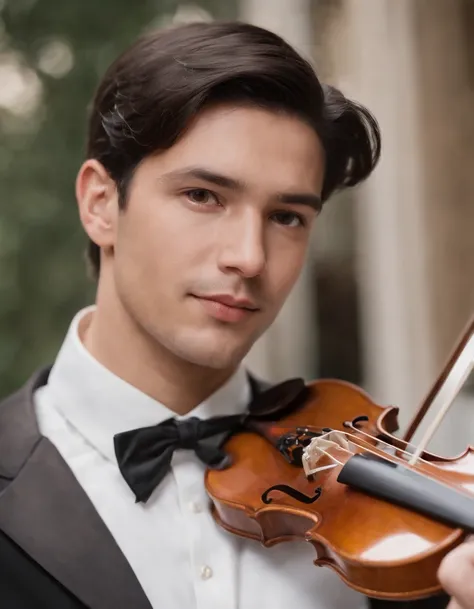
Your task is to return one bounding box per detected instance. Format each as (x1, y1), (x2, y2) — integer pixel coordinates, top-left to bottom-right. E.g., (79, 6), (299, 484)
(46, 306), (252, 463)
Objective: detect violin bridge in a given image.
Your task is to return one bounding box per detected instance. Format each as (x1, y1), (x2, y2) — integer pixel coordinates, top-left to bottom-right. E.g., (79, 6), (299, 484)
(302, 431), (350, 477)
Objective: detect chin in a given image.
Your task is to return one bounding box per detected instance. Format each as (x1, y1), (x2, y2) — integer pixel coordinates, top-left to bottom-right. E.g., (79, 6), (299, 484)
(163, 328), (252, 370)
(184, 343), (247, 370)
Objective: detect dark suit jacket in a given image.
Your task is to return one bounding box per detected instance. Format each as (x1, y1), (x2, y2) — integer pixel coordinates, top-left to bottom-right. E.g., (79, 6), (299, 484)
(0, 368), (450, 608)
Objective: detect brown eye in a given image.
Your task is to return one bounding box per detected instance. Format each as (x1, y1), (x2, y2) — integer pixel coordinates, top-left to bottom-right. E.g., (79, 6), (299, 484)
(185, 189), (217, 205)
(272, 212), (305, 228)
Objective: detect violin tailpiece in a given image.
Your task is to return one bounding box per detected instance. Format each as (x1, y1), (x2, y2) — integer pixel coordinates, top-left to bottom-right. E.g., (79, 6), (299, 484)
(275, 427), (331, 466)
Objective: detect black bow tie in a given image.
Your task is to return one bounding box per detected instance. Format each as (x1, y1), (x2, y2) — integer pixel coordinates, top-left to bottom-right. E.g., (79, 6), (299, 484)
(114, 377), (307, 503)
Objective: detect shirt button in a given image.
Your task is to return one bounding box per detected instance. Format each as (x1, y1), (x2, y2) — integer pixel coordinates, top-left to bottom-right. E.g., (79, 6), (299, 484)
(189, 501), (202, 513)
(200, 565), (213, 580)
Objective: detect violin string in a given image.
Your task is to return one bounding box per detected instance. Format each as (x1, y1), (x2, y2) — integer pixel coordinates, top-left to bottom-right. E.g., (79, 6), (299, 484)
(344, 422), (420, 453)
(304, 428), (474, 495)
(304, 429), (438, 474)
(332, 430), (438, 468)
(341, 424), (430, 462)
(309, 445), (344, 466)
(340, 426), (441, 466)
(323, 430), (474, 499)
(301, 422), (419, 459)
(339, 429), (474, 482)
(306, 433), (397, 467)
(301, 433), (382, 476)
(303, 433), (420, 479)
(302, 432), (370, 474)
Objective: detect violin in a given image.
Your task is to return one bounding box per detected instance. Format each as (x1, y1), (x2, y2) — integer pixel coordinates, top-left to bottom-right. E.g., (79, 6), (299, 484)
(205, 314), (474, 602)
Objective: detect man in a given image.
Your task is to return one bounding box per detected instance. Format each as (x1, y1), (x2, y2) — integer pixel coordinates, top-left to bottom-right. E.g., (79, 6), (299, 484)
(0, 19), (463, 609)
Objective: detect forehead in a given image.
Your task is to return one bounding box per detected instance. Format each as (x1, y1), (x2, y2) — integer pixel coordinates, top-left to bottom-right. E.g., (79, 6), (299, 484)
(151, 104), (325, 194)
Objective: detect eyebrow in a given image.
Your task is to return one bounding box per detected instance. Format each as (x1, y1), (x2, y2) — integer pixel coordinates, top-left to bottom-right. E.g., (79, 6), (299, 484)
(277, 192), (322, 212)
(161, 166), (322, 212)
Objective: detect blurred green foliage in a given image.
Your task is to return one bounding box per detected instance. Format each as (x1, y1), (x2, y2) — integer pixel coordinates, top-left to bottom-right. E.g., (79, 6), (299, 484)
(0, 0), (237, 397)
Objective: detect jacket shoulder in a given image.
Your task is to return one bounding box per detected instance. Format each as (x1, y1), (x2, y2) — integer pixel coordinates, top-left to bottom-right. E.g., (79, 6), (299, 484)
(0, 366), (51, 479)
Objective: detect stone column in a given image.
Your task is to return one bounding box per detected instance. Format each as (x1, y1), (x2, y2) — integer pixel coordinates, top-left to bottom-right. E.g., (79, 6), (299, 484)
(336, 0), (436, 428)
(412, 0), (474, 365)
(407, 0), (474, 454)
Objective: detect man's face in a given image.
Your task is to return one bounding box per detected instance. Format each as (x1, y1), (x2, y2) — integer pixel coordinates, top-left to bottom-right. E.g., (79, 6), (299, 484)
(98, 104), (324, 370)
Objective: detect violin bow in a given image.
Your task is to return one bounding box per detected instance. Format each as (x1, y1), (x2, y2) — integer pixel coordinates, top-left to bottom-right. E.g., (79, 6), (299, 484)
(403, 312), (474, 465)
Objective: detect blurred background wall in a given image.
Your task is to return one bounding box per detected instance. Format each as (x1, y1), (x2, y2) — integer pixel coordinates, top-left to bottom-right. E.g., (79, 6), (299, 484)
(1, 0), (473, 452)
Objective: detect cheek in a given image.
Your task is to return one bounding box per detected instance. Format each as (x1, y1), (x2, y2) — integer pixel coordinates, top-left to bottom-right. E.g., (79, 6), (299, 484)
(267, 239), (307, 302)
(117, 200), (181, 270)
(115, 196), (212, 296)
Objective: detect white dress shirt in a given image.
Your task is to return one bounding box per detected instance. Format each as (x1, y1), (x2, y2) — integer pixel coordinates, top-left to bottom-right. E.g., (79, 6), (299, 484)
(34, 307), (367, 609)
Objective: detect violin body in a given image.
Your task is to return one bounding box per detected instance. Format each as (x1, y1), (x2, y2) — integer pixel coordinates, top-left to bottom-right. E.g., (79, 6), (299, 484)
(205, 379), (474, 601)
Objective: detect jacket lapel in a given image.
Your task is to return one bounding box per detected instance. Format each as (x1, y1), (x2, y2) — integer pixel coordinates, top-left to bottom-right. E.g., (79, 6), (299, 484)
(0, 368), (152, 609)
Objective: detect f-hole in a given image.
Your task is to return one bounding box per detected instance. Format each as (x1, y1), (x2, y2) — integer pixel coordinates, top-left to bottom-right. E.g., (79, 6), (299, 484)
(261, 484), (322, 505)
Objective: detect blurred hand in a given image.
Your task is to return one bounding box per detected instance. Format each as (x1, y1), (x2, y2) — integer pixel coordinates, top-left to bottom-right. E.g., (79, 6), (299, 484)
(438, 540), (474, 608)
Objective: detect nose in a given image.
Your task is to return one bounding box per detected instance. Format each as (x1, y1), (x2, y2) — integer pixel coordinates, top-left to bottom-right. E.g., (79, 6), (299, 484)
(218, 212), (266, 278)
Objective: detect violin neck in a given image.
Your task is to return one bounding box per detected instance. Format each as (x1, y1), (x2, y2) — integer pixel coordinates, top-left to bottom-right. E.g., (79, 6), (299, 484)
(338, 453), (474, 534)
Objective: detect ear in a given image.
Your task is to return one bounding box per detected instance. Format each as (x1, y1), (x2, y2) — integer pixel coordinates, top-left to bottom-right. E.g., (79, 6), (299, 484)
(75, 160), (118, 250)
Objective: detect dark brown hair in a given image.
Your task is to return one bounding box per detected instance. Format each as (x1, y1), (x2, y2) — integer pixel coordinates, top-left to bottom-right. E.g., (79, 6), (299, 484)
(85, 21), (381, 277)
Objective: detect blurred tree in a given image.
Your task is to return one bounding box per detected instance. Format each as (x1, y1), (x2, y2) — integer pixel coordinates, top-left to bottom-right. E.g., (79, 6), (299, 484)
(0, 0), (237, 396)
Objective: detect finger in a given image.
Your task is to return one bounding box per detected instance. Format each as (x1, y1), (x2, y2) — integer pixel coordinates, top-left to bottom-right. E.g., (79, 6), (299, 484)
(438, 544), (474, 608)
(447, 599), (467, 609)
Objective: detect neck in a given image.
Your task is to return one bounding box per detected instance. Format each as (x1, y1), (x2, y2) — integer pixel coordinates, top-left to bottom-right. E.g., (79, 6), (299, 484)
(81, 289), (237, 416)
